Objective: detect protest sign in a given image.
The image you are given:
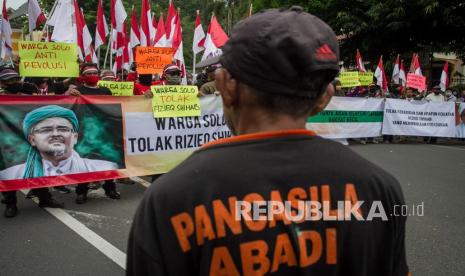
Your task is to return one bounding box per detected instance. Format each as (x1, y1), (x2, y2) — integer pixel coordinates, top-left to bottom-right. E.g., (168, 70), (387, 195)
(0, 95), (230, 191)
(18, 41), (79, 77)
(406, 73), (426, 91)
(339, 72), (361, 87)
(135, 47), (173, 74)
(359, 72), (374, 86)
(151, 85), (201, 118)
(382, 99), (455, 137)
(307, 97), (384, 138)
(98, 81), (134, 96)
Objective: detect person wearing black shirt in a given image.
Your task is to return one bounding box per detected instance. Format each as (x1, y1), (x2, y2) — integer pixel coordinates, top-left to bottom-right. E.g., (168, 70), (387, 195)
(127, 7), (409, 276)
(73, 63), (120, 204)
(0, 68), (38, 95)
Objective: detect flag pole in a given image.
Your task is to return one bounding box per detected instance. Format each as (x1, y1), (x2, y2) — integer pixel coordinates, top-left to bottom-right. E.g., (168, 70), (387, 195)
(104, 27), (112, 69)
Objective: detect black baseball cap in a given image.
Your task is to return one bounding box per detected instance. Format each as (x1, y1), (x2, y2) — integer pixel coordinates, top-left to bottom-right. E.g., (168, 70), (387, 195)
(221, 6), (340, 97)
(0, 68), (20, 81)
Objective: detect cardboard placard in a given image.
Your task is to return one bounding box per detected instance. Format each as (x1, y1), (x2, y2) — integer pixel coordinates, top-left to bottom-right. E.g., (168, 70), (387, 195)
(135, 47), (173, 74)
(151, 85), (201, 118)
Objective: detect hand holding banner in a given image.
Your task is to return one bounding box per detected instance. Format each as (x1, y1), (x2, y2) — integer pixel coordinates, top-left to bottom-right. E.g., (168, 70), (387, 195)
(18, 41), (79, 77)
(406, 73), (426, 91)
(151, 85), (201, 118)
(135, 47), (174, 74)
(98, 81), (134, 96)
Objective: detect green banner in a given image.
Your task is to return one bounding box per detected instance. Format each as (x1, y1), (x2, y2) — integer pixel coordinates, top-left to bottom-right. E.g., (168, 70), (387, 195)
(339, 72), (361, 87)
(359, 72), (374, 86)
(307, 110), (384, 123)
(151, 85), (201, 118)
(18, 41), (79, 77)
(98, 81), (134, 96)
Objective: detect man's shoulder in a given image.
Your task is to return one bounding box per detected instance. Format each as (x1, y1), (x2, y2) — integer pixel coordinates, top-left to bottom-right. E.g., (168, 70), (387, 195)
(0, 163), (26, 180)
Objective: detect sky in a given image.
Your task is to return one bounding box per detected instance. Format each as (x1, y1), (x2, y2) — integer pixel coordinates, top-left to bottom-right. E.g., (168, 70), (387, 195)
(3, 0), (26, 10)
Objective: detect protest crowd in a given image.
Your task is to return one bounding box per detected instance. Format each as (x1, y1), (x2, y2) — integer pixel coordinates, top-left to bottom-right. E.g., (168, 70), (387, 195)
(0, 0), (464, 275)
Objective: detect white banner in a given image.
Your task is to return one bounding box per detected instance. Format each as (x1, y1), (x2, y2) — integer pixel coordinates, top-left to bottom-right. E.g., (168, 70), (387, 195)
(382, 99), (456, 137)
(306, 97), (384, 138)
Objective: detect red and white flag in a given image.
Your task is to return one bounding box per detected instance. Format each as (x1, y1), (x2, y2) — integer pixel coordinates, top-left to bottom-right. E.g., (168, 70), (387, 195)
(130, 6), (140, 48)
(140, 0), (155, 46)
(154, 12), (167, 47)
(173, 12), (186, 84)
(399, 59), (406, 87)
(110, 0), (129, 72)
(392, 54), (400, 84)
(192, 10), (206, 54)
(28, 0), (47, 33)
(151, 12), (157, 43)
(1, 0), (12, 59)
(356, 49), (367, 72)
(95, 0), (109, 49)
(440, 62), (449, 92)
(413, 54), (422, 76)
(374, 56), (388, 91)
(165, 1), (177, 47)
(74, 1), (97, 63)
(201, 15), (229, 61)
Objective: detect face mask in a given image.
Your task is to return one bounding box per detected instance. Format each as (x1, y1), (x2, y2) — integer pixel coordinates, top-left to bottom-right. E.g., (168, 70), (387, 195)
(4, 83), (23, 93)
(434, 91), (440, 95)
(166, 74), (181, 85)
(83, 75), (100, 86)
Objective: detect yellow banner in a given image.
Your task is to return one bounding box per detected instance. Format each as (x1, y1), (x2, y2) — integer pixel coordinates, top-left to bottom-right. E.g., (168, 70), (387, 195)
(339, 72), (361, 87)
(98, 81), (134, 96)
(18, 41), (79, 77)
(151, 85), (201, 118)
(359, 72), (374, 86)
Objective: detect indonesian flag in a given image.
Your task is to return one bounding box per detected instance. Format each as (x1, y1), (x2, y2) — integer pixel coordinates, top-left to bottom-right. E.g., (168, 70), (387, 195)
(140, 0), (155, 46)
(193, 10), (206, 54)
(440, 62), (449, 92)
(356, 49), (367, 72)
(130, 6), (140, 48)
(110, 0), (127, 52)
(95, 0), (109, 49)
(399, 60), (406, 87)
(201, 15), (229, 61)
(1, 0), (12, 59)
(374, 56), (388, 91)
(413, 54), (422, 76)
(28, 0), (47, 33)
(50, 0), (76, 43)
(151, 12), (157, 43)
(113, 22), (130, 73)
(173, 13), (186, 84)
(165, 1), (177, 47)
(154, 12), (167, 47)
(392, 54), (400, 84)
(74, 2), (97, 63)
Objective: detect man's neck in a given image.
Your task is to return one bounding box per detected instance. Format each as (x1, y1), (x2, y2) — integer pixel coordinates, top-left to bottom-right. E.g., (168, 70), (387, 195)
(233, 107), (307, 135)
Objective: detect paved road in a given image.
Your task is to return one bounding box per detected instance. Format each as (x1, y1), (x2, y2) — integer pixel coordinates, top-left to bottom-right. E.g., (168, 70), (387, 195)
(0, 142), (464, 275)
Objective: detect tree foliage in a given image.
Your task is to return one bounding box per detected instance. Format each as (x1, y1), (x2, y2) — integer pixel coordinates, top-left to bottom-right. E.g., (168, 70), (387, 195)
(10, 0), (465, 70)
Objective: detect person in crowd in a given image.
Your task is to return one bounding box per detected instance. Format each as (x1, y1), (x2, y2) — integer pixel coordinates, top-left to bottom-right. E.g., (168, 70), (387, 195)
(0, 68), (39, 95)
(444, 90), (456, 102)
(332, 79), (345, 97)
(156, 64), (183, 86)
(458, 90), (465, 102)
(425, 85), (445, 102)
(133, 74), (154, 96)
(195, 72), (208, 89)
(0, 72), (64, 218)
(25, 77), (75, 95)
(199, 63), (221, 96)
(100, 70), (118, 81)
(424, 85), (445, 144)
(127, 7), (409, 276)
(69, 63), (121, 204)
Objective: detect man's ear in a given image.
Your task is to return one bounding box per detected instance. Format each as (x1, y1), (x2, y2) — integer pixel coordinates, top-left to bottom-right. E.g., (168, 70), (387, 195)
(215, 68), (238, 108)
(28, 134), (36, 146)
(309, 83), (335, 116)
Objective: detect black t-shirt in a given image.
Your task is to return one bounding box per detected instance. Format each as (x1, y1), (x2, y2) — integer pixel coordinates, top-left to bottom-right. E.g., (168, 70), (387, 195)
(78, 85), (112, 95)
(127, 130), (409, 276)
